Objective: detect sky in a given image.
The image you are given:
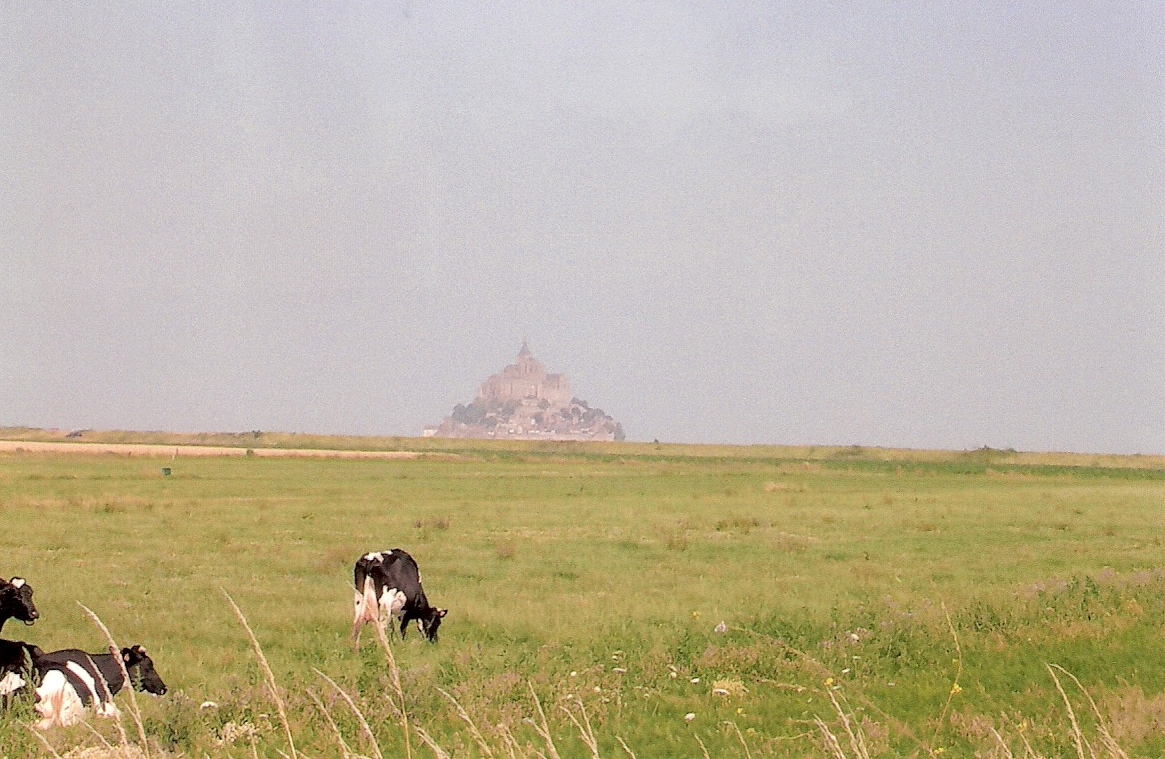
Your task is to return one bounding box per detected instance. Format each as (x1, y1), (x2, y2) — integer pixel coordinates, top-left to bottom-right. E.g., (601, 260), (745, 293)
(1, 2), (1162, 453)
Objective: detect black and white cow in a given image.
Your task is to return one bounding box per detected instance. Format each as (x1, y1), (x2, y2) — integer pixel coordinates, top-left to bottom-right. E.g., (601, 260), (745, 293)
(33, 645), (167, 729)
(352, 549), (447, 645)
(0, 577), (39, 634)
(0, 639), (42, 704)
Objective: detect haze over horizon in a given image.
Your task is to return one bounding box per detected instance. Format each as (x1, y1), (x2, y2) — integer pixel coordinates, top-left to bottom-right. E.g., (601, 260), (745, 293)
(2, 4), (1162, 454)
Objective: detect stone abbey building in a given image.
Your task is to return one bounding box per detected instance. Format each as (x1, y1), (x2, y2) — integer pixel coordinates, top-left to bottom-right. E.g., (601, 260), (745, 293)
(426, 342), (624, 441)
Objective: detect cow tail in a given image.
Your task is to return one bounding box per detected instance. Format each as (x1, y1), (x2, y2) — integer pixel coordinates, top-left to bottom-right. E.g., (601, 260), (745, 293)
(362, 576), (378, 622)
(353, 575), (380, 645)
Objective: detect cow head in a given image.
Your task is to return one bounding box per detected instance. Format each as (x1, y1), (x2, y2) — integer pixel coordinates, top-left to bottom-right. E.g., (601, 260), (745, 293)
(421, 607), (447, 643)
(0, 577), (39, 625)
(121, 645), (167, 696)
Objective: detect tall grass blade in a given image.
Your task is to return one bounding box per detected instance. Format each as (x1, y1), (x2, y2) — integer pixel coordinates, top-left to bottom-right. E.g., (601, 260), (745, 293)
(693, 732), (712, 759)
(78, 602), (147, 757)
(727, 720), (754, 759)
(560, 696), (600, 759)
(1048, 664), (1129, 759)
(497, 721), (523, 759)
(1046, 663), (1092, 759)
(437, 686), (496, 759)
(928, 603), (963, 754)
(372, 615), (413, 759)
(222, 589), (299, 759)
(307, 689), (359, 759)
(414, 723), (454, 759)
(523, 683), (562, 759)
(989, 726), (1016, 759)
(314, 668), (385, 759)
(826, 689), (870, 759)
(25, 725), (65, 759)
(814, 716), (848, 759)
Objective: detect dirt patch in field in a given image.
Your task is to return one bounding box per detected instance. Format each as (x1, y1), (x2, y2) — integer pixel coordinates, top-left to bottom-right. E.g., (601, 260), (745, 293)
(0, 440), (423, 460)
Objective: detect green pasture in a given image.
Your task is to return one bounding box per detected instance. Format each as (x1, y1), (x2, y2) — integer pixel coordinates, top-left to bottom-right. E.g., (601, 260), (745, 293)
(0, 442), (1163, 757)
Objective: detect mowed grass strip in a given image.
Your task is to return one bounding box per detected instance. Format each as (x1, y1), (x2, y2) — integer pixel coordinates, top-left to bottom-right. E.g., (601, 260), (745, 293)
(0, 445), (1162, 757)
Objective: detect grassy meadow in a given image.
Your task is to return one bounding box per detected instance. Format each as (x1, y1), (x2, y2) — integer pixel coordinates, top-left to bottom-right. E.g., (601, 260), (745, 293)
(0, 437), (1164, 757)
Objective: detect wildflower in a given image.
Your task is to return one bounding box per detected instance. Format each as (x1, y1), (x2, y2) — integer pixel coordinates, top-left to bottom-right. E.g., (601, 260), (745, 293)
(824, 677), (834, 687)
(684, 713), (696, 723)
(692, 611), (701, 620)
(950, 683), (962, 695)
(935, 748), (945, 755)
(714, 621), (727, 633)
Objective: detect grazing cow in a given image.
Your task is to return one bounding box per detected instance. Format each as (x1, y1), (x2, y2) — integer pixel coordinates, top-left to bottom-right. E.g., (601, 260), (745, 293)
(0, 639), (42, 704)
(352, 549), (447, 645)
(0, 577), (39, 634)
(33, 645), (167, 729)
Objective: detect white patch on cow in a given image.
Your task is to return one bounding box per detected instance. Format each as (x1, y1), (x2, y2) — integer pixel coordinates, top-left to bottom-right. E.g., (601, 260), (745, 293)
(35, 669), (85, 729)
(65, 660), (104, 707)
(379, 587), (406, 619)
(363, 551), (383, 562)
(10, 577), (25, 589)
(0, 671), (24, 696)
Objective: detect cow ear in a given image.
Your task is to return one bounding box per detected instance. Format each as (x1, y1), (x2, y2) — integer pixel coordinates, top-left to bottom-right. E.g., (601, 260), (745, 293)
(438, 609), (448, 618)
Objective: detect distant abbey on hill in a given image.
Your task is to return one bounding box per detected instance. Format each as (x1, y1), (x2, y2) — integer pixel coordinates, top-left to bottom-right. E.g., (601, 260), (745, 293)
(426, 342), (625, 441)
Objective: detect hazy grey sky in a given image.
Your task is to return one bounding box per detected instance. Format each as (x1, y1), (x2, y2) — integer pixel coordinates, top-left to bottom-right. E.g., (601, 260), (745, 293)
(2, 3), (1162, 453)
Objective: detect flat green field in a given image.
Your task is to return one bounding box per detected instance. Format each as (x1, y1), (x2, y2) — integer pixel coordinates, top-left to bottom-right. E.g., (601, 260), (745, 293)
(1, 440), (1163, 757)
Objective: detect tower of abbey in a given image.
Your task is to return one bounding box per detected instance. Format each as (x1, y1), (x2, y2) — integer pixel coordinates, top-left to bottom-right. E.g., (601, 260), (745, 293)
(427, 342), (624, 441)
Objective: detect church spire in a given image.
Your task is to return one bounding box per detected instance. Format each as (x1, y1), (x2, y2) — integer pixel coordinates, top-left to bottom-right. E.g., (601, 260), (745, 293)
(518, 337), (531, 357)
